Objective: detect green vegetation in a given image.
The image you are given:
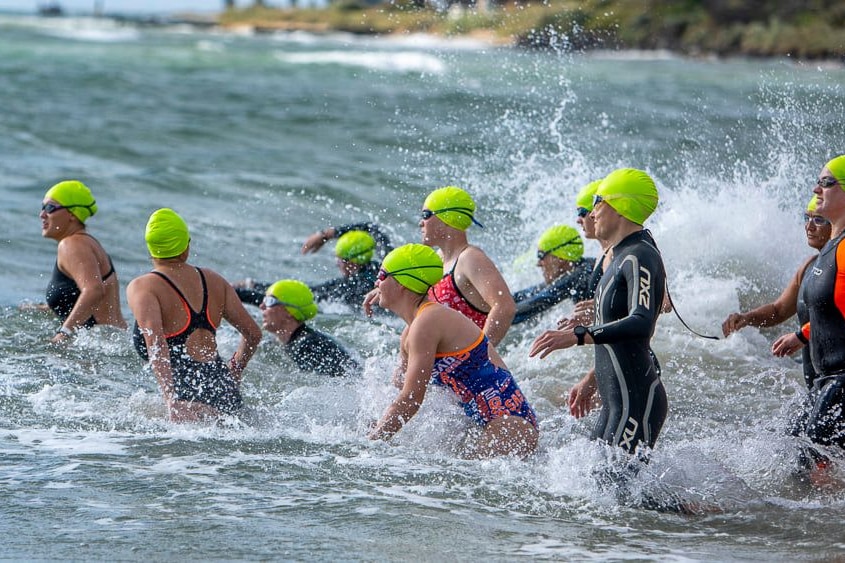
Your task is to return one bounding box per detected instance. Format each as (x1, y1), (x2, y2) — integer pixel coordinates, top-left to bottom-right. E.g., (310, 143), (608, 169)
(218, 0), (845, 59)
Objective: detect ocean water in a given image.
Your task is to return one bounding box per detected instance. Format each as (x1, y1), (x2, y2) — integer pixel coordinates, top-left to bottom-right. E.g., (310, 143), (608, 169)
(2, 13), (845, 560)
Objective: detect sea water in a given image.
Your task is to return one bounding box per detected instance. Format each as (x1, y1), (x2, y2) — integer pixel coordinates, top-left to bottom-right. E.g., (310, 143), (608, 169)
(1, 13), (845, 560)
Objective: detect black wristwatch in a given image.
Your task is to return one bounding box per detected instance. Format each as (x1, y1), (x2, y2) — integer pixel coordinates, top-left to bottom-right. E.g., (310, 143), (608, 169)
(574, 325), (588, 346)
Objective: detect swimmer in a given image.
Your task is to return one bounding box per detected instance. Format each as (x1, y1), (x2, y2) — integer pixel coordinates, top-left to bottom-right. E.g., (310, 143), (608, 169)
(128, 208), (262, 422)
(260, 279), (360, 377)
(773, 155), (845, 470)
(368, 244), (539, 459)
(235, 222), (392, 311)
(530, 169), (667, 454)
(40, 180), (126, 343)
(512, 224), (596, 325)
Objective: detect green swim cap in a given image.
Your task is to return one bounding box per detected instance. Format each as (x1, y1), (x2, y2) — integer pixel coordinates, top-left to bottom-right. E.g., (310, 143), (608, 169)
(44, 180), (98, 223)
(575, 179), (602, 212)
(807, 194), (819, 213)
(335, 230), (375, 265)
(596, 168), (659, 225)
(538, 225), (584, 261)
(266, 279), (318, 322)
(381, 243), (443, 294)
(423, 186), (483, 230)
(145, 208), (190, 259)
(825, 155), (845, 190)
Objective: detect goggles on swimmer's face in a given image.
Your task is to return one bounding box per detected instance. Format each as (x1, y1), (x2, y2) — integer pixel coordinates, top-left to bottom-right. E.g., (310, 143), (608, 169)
(537, 237), (582, 261)
(41, 202), (94, 214)
(262, 295), (308, 313)
(576, 207), (590, 218)
(420, 207), (485, 228)
(817, 176), (842, 189)
(804, 213), (830, 227)
(377, 265), (441, 287)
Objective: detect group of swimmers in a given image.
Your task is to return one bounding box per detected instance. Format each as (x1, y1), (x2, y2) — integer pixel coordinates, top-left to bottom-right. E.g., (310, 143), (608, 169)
(36, 156), (845, 473)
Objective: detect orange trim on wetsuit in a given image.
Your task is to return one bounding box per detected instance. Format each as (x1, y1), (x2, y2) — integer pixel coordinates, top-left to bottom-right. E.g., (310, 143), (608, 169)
(801, 238), (845, 339)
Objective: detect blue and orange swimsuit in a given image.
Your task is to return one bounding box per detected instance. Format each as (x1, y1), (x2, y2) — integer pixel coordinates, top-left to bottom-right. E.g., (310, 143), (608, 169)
(420, 303), (537, 428)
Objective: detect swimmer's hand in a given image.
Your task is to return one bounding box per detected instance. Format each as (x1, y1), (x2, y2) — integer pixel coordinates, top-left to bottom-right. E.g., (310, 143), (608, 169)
(363, 288), (381, 317)
(772, 331), (804, 358)
(168, 400), (220, 423)
(301, 227), (336, 255)
(569, 370), (599, 419)
(232, 278), (255, 290)
(721, 312), (748, 337)
(529, 329), (576, 359)
(567, 299), (595, 327)
(19, 302), (51, 313)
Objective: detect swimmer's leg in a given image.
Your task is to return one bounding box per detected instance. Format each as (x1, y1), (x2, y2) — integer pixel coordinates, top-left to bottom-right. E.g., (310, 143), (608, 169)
(473, 416), (539, 459)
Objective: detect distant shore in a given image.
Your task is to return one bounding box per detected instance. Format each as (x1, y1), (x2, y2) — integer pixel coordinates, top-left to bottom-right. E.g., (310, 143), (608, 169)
(216, 0), (845, 60)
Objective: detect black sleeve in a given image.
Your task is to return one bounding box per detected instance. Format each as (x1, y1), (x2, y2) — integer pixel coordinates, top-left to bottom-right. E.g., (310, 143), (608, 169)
(334, 222), (393, 256)
(235, 281), (269, 307)
(291, 328), (361, 377)
(590, 248), (665, 345)
(512, 260), (594, 325)
(309, 277), (348, 302)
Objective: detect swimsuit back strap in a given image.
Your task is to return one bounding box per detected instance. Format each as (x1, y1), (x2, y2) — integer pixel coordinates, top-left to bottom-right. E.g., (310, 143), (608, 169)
(150, 270), (198, 314)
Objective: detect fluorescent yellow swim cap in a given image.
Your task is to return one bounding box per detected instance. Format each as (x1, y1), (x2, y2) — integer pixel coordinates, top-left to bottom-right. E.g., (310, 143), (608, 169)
(423, 186), (482, 230)
(596, 168), (658, 225)
(381, 243), (443, 294)
(145, 208), (190, 259)
(335, 230), (375, 265)
(266, 279), (318, 322)
(825, 155), (845, 190)
(44, 180), (98, 223)
(538, 225), (584, 262)
(575, 179), (602, 212)
(807, 194), (819, 213)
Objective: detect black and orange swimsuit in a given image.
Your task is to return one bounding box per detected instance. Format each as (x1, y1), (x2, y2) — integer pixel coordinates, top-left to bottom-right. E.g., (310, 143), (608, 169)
(132, 267), (241, 414)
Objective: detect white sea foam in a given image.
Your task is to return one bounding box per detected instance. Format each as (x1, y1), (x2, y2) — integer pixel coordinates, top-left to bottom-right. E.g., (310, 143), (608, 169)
(275, 50), (446, 74)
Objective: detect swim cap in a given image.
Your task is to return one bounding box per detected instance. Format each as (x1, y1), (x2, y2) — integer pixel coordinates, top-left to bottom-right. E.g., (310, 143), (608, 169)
(807, 194), (819, 213)
(423, 186), (482, 230)
(596, 168), (659, 225)
(575, 179), (602, 212)
(381, 243), (443, 294)
(145, 208), (190, 259)
(335, 230), (375, 265)
(266, 279), (318, 322)
(825, 155), (845, 190)
(44, 180), (98, 223)
(538, 225), (584, 261)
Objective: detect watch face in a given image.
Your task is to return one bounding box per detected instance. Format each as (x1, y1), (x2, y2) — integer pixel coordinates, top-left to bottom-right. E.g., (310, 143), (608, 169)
(574, 326), (586, 336)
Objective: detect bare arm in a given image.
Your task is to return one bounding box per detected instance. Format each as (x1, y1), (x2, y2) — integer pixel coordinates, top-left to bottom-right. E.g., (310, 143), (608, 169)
(53, 236), (106, 339)
(458, 247), (515, 347)
(369, 324), (435, 441)
(219, 275), (262, 383)
(722, 257), (810, 337)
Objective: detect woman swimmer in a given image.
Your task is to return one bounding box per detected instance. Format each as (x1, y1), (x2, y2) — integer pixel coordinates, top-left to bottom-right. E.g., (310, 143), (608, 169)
(773, 155), (845, 462)
(40, 180), (126, 343)
(127, 209), (262, 422)
(530, 169), (668, 454)
(368, 244), (539, 459)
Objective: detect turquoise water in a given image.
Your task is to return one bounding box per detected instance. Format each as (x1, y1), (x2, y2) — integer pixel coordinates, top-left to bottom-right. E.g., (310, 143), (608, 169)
(2, 13), (845, 560)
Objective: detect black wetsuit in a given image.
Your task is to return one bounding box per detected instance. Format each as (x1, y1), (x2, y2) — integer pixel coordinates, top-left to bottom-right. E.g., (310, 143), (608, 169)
(587, 230), (667, 453)
(285, 325), (360, 377)
(801, 231), (845, 449)
(512, 258), (596, 325)
(787, 259), (820, 439)
(132, 268), (242, 414)
(46, 236), (116, 328)
(236, 222), (391, 309)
